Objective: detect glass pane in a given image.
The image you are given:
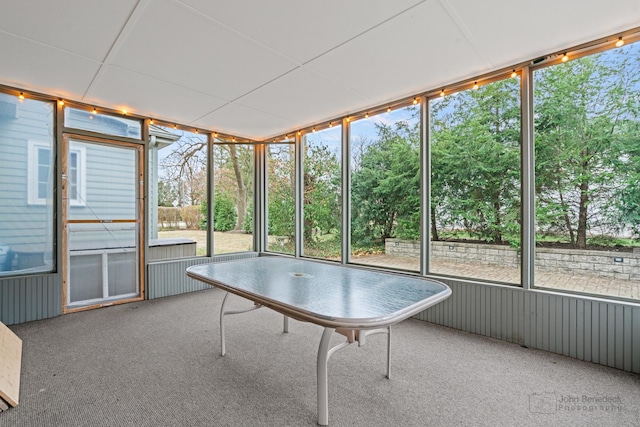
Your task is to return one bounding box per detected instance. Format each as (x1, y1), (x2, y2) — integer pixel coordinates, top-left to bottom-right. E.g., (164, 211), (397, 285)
(64, 107), (142, 139)
(430, 77), (521, 284)
(303, 127), (342, 261)
(350, 105), (420, 271)
(69, 254), (103, 303)
(267, 143), (295, 254)
(213, 142), (254, 254)
(151, 127), (207, 258)
(68, 140), (136, 220)
(0, 93), (55, 275)
(533, 42), (640, 300)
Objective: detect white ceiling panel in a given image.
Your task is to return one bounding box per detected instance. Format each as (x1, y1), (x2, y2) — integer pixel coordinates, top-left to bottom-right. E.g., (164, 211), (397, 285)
(445, 0), (640, 70)
(0, 1), (637, 139)
(85, 66), (228, 124)
(180, 0), (425, 64)
(0, 32), (101, 98)
(305, 1), (486, 104)
(194, 103), (291, 140)
(0, 0), (137, 61)
(110, 0), (297, 101)
(236, 68), (367, 132)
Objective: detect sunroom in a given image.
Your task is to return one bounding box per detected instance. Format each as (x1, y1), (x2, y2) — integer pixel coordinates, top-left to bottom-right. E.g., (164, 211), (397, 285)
(0, 1), (639, 425)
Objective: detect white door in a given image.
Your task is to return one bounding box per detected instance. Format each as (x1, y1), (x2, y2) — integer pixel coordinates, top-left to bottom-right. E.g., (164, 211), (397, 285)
(62, 135), (144, 312)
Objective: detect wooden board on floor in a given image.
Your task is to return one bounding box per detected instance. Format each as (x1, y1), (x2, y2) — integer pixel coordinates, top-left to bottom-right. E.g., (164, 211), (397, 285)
(0, 321), (22, 408)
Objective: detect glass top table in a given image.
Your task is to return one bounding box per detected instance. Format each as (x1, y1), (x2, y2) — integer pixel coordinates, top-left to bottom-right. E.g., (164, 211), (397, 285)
(187, 256), (451, 425)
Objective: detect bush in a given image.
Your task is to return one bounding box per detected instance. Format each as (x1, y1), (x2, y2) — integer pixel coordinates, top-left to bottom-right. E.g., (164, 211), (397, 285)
(181, 205), (203, 229)
(158, 207), (181, 229)
(214, 194), (237, 232)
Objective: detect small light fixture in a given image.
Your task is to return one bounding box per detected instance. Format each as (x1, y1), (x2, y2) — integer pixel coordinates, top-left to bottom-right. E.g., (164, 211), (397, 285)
(328, 123), (332, 128)
(213, 132), (218, 138)
(412, 97), (418, 105)
(149, 119), (154, 125)
(195, 129), (199, 134)
(616, 37), (624, 48)
(18, 92), (24, 100)
(346, 117), (351, 122)
(511, 70), (517, 78)
(365, 113), (369, 119)
(440, 89), (445, 97)
(472, 82), (479, 90)
(92, 108), (97, 114)
(122, 110), (128, 116)
(561, 53), (569, 62)
(312, 128), (316, 133)
(297, 131), (301, 136)
(58, 99), (65, 106)
(387, 107), (391, 113)
(231, 137), (236, 142)
(173, 124), (177, 129)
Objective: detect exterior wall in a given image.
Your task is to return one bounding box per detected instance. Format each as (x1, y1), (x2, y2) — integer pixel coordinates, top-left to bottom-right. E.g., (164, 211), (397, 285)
(415, 278), (640, 374)
(0, 94), (54, 250)
(387, 239), (640, 281)
(0, 274), (61, 325)
(147, 252), (258, 299)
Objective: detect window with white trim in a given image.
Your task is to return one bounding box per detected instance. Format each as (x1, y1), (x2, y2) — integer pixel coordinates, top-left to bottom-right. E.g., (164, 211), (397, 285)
(28, 141), (86, 206)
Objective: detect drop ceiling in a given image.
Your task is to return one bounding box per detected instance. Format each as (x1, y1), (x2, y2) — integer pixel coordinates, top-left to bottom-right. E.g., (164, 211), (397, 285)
(0, 0), (638, 140)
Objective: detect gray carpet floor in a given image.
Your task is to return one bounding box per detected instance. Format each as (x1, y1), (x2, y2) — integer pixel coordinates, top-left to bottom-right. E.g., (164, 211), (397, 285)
(3, 288), (639, 426)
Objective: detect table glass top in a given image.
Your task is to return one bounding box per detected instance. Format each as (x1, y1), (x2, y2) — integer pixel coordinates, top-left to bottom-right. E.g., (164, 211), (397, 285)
(187, 257), (450, 325)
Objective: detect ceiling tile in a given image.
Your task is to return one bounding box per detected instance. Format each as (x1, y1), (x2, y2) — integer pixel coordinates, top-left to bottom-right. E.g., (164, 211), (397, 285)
(0, 33), (100, 98)
(236, 68), (366, 130)
(85, 66), (228, 125)
(445, 0), (640, 69)
(111, 0), (297, 101)
(0, 0), (138, 61)
(180, 0), (425, 64)
(305, 1), (486, 105)
(193, 103), (291, 140)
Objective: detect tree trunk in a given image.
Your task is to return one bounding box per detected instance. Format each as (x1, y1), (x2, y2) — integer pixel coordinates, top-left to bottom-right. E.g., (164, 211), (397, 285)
(430, 206), (439, 241)
(228, 144), (246, 231)
(576, 149), (590, 249)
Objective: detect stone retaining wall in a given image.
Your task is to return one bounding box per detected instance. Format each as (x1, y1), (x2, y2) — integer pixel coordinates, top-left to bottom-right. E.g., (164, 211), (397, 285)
(385, 238), (640, 281)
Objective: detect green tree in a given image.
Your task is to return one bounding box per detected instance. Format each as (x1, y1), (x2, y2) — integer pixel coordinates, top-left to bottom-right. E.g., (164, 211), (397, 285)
(534, 46), (640, 248)
(303, 142), (341, 243)
(351, 118), (420, 247)
(430, 78), (521, 245)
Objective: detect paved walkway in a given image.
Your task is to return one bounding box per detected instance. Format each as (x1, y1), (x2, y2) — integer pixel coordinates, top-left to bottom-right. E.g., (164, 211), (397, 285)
(352, 254), (639, 300)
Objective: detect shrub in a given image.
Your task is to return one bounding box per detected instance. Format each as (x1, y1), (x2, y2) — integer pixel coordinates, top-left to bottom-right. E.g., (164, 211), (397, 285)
(181, 205), (203, 229)
(214, 194), (237, 232)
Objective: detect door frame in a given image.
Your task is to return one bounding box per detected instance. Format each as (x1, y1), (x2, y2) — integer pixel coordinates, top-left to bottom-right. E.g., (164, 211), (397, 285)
(62, 133), (145, 314)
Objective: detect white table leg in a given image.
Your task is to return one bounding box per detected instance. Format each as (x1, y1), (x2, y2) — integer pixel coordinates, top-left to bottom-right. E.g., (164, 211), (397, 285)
(317, 327), (335, 426)
(283, 315), (289, 333)
(220, 292), (230, 356)
(386, 326), (391, 379)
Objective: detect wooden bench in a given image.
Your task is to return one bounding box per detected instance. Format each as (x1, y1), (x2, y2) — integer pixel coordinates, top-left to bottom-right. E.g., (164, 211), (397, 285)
(0, 321), (21, 411)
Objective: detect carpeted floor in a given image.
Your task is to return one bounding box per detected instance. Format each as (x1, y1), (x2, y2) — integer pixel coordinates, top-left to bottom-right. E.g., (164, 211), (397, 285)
(3, 288), (639, 426)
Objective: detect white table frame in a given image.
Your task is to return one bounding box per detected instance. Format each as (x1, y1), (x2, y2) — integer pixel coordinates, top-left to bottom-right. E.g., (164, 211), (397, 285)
(187, 257), (451, 426)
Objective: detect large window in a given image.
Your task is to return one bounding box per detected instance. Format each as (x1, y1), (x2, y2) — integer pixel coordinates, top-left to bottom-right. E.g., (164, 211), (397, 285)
(151, 126), (208, 258)
(213, 142), (254, 254)
(302, 126), (342, 260)
(0, 93), (55, 275)
(430, 77), (521, 283)
(266, 142), (295, 255)
(350, 105), (420, 271)
(533, 41), (640, 299)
